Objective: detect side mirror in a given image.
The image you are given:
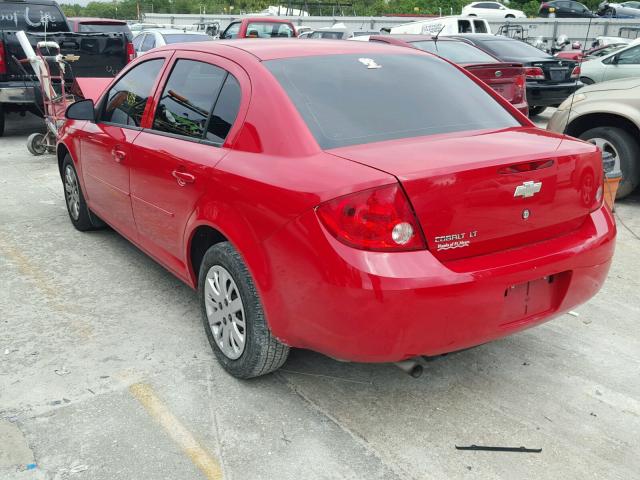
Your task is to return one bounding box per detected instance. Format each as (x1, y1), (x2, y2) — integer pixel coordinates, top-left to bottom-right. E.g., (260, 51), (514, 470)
(66, 99), (95, 121)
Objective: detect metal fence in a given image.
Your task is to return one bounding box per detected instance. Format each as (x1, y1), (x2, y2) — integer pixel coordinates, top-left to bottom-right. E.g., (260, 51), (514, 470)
(143, 13), (640, 44)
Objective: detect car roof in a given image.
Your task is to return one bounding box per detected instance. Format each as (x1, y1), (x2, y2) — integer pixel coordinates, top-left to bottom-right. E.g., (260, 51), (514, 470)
(156, 38), (420, 61)
(237, 17), (294, 24)
(453, 34), (514, 41)
(380, 34), (461, 42)
(149, 29), (209, 35)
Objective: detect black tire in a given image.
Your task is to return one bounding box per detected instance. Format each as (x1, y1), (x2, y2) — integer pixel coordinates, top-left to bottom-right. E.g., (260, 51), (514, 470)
(580, 77), (595, 85)
(528, 106), (547, 116)
(199, 242), (289, 378)
(0, 104), (5, 137)
(579, 127), (640, 198)
(506, 14), (515, 18)
(27, 132), (47, 156)
(61, 155), (105, 231)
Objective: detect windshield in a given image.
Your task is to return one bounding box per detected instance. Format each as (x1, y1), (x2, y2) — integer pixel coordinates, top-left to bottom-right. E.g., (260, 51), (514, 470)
(410, 40), (497, 64)
(162, 34), (211, 44)
(0, 3), (68, 32)
(476, 39), (551, 59)
(265, 54), (519, 149)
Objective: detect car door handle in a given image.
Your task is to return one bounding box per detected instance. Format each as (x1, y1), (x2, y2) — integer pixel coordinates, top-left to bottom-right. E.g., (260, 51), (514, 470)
(111, 148), (126, 163)
(172, 170), (195, 186)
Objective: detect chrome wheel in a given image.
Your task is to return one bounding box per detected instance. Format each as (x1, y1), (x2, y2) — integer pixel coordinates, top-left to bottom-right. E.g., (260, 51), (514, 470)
(64, 164), (81, 221)
(587, 137), (621, 173)
(204, 265), (246, 360)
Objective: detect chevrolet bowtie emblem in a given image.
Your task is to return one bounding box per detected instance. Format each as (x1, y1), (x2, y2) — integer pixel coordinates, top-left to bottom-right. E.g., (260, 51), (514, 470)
(514, 181), (542, 198)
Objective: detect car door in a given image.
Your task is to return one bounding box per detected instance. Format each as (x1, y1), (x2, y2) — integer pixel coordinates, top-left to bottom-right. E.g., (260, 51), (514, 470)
(602, 45), (640, 81)
(129, 53), (245, 275)
(80, 55), (168, 240)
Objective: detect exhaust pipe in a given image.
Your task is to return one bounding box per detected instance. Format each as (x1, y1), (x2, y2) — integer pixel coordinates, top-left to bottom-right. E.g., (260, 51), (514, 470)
(393, 358), (424, 378)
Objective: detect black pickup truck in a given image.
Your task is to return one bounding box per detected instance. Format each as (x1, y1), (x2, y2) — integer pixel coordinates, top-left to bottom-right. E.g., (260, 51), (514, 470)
(0, 0), (131, 135)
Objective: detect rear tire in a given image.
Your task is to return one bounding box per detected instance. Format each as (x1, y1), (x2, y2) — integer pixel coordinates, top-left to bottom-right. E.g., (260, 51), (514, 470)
(62, 155), (106, 231)
(199, 242), (289, 378)
(506, 14), (515, 18)
(528, 106), (547, 116)
(580, 126), (640, 199)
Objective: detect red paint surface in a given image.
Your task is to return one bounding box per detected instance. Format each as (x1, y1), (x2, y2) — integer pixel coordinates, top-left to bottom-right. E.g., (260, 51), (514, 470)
(58, 41), (616, 363)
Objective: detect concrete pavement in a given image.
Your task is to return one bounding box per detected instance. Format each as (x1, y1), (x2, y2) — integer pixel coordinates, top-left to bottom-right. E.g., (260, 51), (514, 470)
(1, 112), (639, 479)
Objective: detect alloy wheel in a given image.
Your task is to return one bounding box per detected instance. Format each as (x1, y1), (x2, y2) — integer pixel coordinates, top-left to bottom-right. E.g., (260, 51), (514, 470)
(64, 165), (81, 221)
(204, 265), (246, 359)
(587, 137), (621, 173)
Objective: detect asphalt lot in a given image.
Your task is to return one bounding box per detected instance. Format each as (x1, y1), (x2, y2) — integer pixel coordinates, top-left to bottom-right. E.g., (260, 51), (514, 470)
(1, 111), (639, 480)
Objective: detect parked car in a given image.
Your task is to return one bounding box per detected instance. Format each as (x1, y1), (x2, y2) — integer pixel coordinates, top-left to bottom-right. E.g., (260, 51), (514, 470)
(555, 43), (627, 61)
(580, 39), (640, 84)
(219, 17), (296, 39)
(548, 77), (640, 197)
(132, 29), (211, 57)
(129, 22), (161, 35)
(452, 34), (582, 116)
(67, 17), (135, 62)
(58, 40), (615, 378)
(462, 1), (526, 18)
(0, 0), (130, 136)
(538, 0), (595, 17)
(368, 35), (528, 115)
(391, 16), (491, 35)
(308, 29), (379, 40)
(598, 1), (640, 17)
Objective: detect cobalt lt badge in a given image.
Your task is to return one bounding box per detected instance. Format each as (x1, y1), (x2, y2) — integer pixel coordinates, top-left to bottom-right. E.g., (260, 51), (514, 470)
(522, 209), (530, 220)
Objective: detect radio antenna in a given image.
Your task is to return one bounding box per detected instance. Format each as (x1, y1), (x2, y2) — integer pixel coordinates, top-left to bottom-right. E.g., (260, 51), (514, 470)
(557, 15), (593, 150)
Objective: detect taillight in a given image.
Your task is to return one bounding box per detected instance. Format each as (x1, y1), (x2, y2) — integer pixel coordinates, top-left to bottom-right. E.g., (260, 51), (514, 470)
(571, 65), (581, 79)
(316, 184), (427, 252)
(0, 41), (7, 74)
(126, 41), (135, 63)
(525, 67), (545, 80)
(514, 73), (525, 99)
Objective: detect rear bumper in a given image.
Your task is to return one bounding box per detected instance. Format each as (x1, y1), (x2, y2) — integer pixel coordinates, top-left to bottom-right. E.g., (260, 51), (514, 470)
(0, 82), (37, 104)
(261, 205), (616, 362)
(526, 81), (582, 107)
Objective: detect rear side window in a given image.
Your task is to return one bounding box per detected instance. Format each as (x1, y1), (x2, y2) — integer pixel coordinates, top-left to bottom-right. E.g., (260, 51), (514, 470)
(410, 40), (497, 64)
(153, 60), (226, 139)
(101, 59), (164, 127)
(0, 3), (68, 32)
(265, 54), (519, 149)
(206, 75), (241, 144)
(458, 20), (472, 33)
(474, 20), (488, 33)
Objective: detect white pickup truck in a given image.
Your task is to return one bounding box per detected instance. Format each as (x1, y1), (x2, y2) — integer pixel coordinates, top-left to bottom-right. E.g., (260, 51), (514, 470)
(391, 16), (492, 36)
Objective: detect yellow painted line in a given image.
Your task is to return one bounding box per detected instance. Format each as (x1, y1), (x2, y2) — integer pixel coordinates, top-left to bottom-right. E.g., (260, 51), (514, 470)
(129, 383), (223, 480)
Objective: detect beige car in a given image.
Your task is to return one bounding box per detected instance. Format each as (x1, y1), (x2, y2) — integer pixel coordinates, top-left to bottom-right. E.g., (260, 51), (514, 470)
(548, 77), (640, 198)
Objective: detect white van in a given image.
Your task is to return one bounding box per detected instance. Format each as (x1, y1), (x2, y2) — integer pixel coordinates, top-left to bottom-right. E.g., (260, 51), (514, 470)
(390, 16), (492, 36)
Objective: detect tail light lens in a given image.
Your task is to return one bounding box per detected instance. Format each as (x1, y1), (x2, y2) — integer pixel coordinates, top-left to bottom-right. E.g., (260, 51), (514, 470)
(126, 41), (135, 63)
(525, 67), (545, 80)
(571, 65), (581, 79)
(514, 72), (525, 101)
(316, 184), (427, 252)
(0, 41), (7, 74)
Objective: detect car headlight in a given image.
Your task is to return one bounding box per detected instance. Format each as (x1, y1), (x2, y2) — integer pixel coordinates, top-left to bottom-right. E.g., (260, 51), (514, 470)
(557, 93), (586, 111)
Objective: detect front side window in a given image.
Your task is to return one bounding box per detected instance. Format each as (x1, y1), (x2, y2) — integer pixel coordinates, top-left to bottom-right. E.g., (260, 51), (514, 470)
(474, 20), (489, 33)
(206, 75), (241, 144)
(141, 33), (155, 52)
(132, 34), (144, 50)
(458, 20), (472, 33)
(222, 22), (240, 39)
(153, 60), (226, 139)
(245, 22), (295, 38)
(101, 59), (164, 127)
(617, 45), (640, 64)
(265, 54), (519, 150)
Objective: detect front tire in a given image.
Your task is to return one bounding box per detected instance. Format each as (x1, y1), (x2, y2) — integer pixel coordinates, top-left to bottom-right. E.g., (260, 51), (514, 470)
(62, 155), (105, 231)
(199, 242), (289, 378)
(580, 126), (640, 198)
(528, 106), (547, 116)
(580, 77), (595, 85)
(27, 132), (47, 156)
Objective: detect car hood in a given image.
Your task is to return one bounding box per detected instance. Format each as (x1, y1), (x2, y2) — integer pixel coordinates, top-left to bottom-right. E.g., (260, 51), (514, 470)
(581, 77), (640, 93)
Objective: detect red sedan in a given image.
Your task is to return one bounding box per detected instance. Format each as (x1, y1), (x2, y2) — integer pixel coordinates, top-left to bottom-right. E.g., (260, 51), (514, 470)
(368, 34), (529, 116)
(58, 40), (615, 378)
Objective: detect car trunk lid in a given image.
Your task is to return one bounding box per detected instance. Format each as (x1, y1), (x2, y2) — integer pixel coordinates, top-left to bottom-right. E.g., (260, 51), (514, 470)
(530, 58), (577, 83)
(464, 62), (525, 103)
(328, 128), (602, 261)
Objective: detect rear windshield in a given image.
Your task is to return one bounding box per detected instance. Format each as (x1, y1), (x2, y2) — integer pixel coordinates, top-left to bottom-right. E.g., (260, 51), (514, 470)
(0, 3), (68, 32)
(477, 39), (551, 59)
(79, 23), (130, 34)
(246, 22), (295, 38)
(410, 40), (497, 64)
(162, 33), (211, 44)
(265, 54), (519, 149)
